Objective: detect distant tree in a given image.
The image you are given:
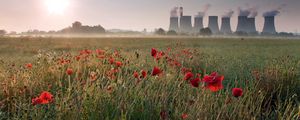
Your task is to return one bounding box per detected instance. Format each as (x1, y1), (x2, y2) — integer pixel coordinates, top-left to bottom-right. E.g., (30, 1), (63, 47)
(61, 21), (105, 34)
(0, 30), (6, 36)
(166, 30), (177, 35)
(261, 32), (277, 36)
(199, 28), (212, 36)
(72, 21), (82, 29)
(155, 28), (166, 35)
(278, 32), (294, 37)
(48, 30), (56, 34)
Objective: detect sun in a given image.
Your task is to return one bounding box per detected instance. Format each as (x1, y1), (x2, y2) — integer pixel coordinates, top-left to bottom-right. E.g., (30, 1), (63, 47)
(45, 0), (69, 15)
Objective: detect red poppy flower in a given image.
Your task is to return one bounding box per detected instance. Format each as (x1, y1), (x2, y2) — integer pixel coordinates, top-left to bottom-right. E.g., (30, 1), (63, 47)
(155, 51), (165, 61)
(97, 55), (105, 59)
(96, 49), (105, 55)
(151, 48), (158, 57)
(133, 71), (139, 79)
(32, 97), (42, 105)
(115, 61), (122, 67)
(141, 70), (147, 78)
(232, 88), (243, 97)
(32, 91), (53, 105)
(190, 77), (200, 87)
(109, 57), (114, 64)
(80, 49), (92, 55)
(152, 66), (162, 76)
(184, 72), (194, 81)
(114, 50), (120, 57)
(66, 68), (73, 75)
(203, 72), (224, 92)
(181, 67), (192, 74)
(75, 56), (81, 61)
(26, 63), (32, 69)
(39, 91), (54, 104)
(174, 61), (181, 67)
(160, 110), (168, 120)
(181, 113), (188, 119)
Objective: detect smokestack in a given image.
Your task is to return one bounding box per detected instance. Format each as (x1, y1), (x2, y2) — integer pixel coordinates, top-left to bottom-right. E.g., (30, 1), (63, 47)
(179, 7), (183, 17)
(247, 18), (257, 33)
(220, 17), (232, 34)
(261, 4), (284, 34)
(193, 17), (203, 33)
(169, 17), (179, 32)
(169, 7), (179, 32)
(208, 16), (219, 34)
(262, 16), (276, 34)
(180, 16), (192, 33)
(236, 16), (249, 33)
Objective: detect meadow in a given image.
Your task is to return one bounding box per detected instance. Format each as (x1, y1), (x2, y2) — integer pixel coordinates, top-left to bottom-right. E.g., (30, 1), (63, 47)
(0, 36), (300, 119)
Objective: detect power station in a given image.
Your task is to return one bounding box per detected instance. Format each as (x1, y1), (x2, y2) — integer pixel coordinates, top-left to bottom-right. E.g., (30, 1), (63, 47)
(169, 17), (179, 32)
(208, 16), (219, 34)
(236, 16), (249, 33)
(220, 17), (232, 34)
(262, 16), (276, 34)
(193, 17), (204, 33)
(247, 18), (257, 33)
(168, 7), (278, 35)
(180, 16), (193, 33)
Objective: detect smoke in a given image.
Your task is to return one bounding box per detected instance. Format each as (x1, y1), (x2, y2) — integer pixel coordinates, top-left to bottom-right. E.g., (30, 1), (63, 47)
(195, 4), (211, 17)
(263, 10), (280, 17)
(203, 4), (211, 13)
(263, 4), (286, 17)
(222, 9), (234, 18)
(248, 6), (258, 18)
(170, 7), (178, 17)
(238, 6), (258, 18)
(238, 7), (251, 16)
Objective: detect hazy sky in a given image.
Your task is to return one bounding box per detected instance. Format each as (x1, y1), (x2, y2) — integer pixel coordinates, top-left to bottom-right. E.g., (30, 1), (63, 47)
(0, 0), (299, 33)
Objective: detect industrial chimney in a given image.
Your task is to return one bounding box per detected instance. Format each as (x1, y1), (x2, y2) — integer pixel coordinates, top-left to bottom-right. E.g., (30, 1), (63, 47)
(220, 17), (232, 34)
(179, 7), (183, 17)
(193, 17), (204, 34)
(169, 17), (179, 32)
(208, 16), (219, 34)
(247, 18), (257, 33)
(236, 16), (249, 33)
(262, 16), (276, 34)
(180, 16), (193, 33)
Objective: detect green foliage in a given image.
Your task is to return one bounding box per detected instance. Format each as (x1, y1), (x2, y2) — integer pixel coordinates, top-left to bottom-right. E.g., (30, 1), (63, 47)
(155, 28), (166, 35)
(0, 37), (299, 119)
(200, 28), (212, 36)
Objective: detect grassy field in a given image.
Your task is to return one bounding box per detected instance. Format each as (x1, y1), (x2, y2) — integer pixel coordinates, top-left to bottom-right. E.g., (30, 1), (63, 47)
(0, 36), (300, 119)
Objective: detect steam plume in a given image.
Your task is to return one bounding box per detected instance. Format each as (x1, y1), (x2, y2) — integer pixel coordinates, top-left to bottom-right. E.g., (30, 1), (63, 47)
(263, 4), (286, 17)
(170, 7), (178, 17)
(238, 7), (251, 16)
(248, 6), (258, 18)
(195, 4), (211, 17)
(222, 9), (234, 18)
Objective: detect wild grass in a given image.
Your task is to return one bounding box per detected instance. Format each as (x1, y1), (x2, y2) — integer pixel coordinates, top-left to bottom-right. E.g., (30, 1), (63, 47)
(0, 37), (299, 119)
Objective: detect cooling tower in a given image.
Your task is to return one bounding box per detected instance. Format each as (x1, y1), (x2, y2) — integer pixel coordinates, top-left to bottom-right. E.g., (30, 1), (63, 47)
(180, 16), (192, 33)
(193, 17), (204, 33)
(247, 18), (257, 33)
(169, 17), (179, 32)
(262, 16), (276, 34)
(220, 17), (232, 34)
(208, 16), (219, 34)
(236, 16), (249, 33)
